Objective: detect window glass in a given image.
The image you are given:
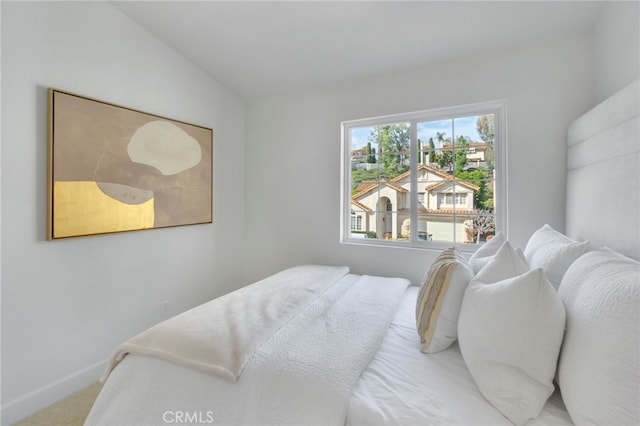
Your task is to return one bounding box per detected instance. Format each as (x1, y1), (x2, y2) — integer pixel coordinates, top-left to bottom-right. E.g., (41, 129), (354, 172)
(342, 101), (505, 248)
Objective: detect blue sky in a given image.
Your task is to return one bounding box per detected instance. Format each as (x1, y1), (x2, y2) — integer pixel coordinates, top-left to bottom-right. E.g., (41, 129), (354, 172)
(350, 115), (483, 150)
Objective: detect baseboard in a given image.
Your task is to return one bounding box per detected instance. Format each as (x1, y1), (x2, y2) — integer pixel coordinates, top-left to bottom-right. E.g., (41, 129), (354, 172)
(1, 359), (107, 425)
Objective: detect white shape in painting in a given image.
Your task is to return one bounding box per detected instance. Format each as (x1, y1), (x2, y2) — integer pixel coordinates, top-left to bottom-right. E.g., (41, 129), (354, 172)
(128, 120), (202, 175)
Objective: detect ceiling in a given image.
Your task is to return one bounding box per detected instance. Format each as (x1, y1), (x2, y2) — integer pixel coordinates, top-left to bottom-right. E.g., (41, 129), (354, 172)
(113, 1), (605, 99)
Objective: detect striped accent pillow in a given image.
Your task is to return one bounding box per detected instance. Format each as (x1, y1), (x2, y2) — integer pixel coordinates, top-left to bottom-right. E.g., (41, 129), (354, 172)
(416, 247), (473, 353)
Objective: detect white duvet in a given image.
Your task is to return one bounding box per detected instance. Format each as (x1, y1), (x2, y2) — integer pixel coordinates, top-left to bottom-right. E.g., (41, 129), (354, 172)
(87, 268), (410, 426)
(86, 275), (572, 426)
(102, 265), (351, 383)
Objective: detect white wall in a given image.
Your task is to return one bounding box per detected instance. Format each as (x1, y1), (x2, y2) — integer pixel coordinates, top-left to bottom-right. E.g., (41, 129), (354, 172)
(244, 33), (596, 286)
(4, 2), (633, 423)
(1, 2), (245, 423)
(594, 1), (640, 102)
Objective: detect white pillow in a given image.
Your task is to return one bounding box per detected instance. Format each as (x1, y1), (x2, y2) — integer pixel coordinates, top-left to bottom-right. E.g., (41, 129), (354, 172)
(524, 224), (588, 289)
(473, 240), (528, 283)
(468, 231), (506, 274)
(557, 248), (639, 426)
(416, 247), (473, 353)
(458, 256), (565, 424)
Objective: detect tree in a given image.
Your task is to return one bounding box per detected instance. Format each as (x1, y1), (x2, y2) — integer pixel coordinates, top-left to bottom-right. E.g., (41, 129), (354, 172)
(473, 208), (495, 243)
(456, 169), (491, 209)
(428, 138), (436, 163)
(435, 131), (450, 149)
(366, 142), (376, 163)
(370, 124), (410, 172)
(437, 135), (468, 172)
(476, 115), (495, 169)
(476, 115), (494, 143)
(454, 136), (469, 172)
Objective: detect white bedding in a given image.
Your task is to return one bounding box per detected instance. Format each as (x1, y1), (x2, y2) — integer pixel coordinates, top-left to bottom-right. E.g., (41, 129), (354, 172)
(87, 283), (573, 426)
(102, 264), (351, 382)
(86, 272), (410, 426)
(348, 286), (573, 426)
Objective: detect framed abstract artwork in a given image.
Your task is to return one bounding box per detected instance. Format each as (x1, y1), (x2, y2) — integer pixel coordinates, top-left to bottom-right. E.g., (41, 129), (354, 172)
(47, 89), (213, 239)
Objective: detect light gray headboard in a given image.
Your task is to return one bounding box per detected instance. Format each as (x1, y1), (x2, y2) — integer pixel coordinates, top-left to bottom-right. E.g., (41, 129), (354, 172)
(566, 79), (639, 260)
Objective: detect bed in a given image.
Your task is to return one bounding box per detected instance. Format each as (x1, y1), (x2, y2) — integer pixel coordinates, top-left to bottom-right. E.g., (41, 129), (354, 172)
(85, 80), (639, 426)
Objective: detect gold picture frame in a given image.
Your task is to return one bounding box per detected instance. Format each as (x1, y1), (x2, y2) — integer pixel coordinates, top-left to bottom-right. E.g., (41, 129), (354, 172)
(47, 89), (213, 239)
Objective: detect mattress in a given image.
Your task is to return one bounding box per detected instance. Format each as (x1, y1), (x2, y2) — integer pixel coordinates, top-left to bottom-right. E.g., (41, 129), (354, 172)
(87, 285), (573, 426)
(348, 286), (573, 426)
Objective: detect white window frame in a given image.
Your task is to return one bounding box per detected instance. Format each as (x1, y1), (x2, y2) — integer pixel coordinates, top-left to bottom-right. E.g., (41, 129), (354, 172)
(340, 100), (507, 252)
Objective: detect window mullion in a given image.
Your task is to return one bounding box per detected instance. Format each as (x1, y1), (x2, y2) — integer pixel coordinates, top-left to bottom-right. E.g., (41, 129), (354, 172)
(410, 120), (418, 243)
(451, 118), (457, 244)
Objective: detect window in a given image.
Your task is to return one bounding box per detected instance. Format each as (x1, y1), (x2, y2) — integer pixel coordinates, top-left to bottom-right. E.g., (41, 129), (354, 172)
(341, 100), (506, 248)
(438, 192), (467, 206)
(350, 215), (362, 231)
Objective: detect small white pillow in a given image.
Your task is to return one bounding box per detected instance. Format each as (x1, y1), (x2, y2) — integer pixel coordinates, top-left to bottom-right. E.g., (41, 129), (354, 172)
(524, 224), (588, 289)
(468, 231), (506, 273)
(558, 248), (639, 426)
(473, 240), (528, 283)
(458, 260), (565, 424)
(416, 247), (473, 353)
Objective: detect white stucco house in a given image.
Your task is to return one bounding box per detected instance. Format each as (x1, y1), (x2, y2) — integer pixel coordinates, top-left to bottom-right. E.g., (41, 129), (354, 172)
(351, 164), (480, 242)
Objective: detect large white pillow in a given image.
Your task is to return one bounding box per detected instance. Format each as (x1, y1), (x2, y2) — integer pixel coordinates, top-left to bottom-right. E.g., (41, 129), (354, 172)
(524, 224), (588, 289)
(557, 248), (639, 426)
(458, 248), (565, 425)
(468, 231), (505, 274)
(416, 247), (473, 353)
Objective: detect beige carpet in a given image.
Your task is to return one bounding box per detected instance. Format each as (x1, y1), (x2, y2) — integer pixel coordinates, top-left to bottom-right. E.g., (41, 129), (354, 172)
(12, 382), (102, 426)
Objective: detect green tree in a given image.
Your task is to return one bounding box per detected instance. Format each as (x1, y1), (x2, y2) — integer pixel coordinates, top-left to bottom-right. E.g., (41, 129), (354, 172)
(370, 124), (410, 173)
(366, 142), (376, 163)
(454, 136), (469, 171)
(456, 169), (493, 209)
(428, 138), (436, 163)
(476, 115), (495, 169)
(437, 135), (468, 172)
(435, 131), (450, 146)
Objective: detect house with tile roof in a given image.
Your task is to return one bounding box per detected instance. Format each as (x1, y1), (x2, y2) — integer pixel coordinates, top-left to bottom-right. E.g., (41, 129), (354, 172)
(351, 164), (480, 242)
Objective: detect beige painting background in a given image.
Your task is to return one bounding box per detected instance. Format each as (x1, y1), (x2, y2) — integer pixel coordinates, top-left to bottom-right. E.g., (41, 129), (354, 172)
(49, 90), (212, 239)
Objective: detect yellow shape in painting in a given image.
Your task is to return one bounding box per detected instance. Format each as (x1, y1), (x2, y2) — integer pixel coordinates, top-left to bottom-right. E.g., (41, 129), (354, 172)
(53, 181), (154, 238)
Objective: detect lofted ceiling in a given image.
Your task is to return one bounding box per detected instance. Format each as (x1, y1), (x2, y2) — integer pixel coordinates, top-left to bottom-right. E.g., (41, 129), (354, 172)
(113, 1), (605, 99)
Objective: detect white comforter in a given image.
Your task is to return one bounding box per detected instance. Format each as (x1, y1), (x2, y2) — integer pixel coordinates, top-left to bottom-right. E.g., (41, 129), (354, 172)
(102, 265), (351, 382)
(87, 268), (410, 426)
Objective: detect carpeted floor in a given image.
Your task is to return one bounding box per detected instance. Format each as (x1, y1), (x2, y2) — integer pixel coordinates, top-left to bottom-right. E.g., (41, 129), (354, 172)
(12, 382), (102, 426)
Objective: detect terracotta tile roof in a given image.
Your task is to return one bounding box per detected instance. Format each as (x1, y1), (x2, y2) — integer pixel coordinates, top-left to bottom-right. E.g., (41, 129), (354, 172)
(424, 177), (480, 191)
(355, 180), (379, 192)
(352, 179), (407, 199)
(351, 147), (368, 155)
(419, 208), (478, 215)
(398, 208), (479, 215)
(441, 141), (487, 150)
(353, 164), (479, 200)
(391, 164), (449, 182)
(350, 199), (371, 212)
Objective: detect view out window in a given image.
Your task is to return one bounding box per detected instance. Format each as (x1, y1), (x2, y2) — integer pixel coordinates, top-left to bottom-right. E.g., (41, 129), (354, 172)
(341, 101), (506, 248)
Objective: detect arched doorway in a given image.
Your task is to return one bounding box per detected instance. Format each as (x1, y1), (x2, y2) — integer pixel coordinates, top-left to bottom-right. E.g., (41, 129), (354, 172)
(377, 197), (393, 239)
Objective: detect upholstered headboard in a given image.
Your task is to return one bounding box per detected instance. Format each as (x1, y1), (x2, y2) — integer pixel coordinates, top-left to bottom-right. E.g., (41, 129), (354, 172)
(566, 79), (640, 260)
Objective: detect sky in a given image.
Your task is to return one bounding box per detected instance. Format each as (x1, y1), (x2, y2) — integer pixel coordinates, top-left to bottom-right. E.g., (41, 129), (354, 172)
(350, 115), (484, 150)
